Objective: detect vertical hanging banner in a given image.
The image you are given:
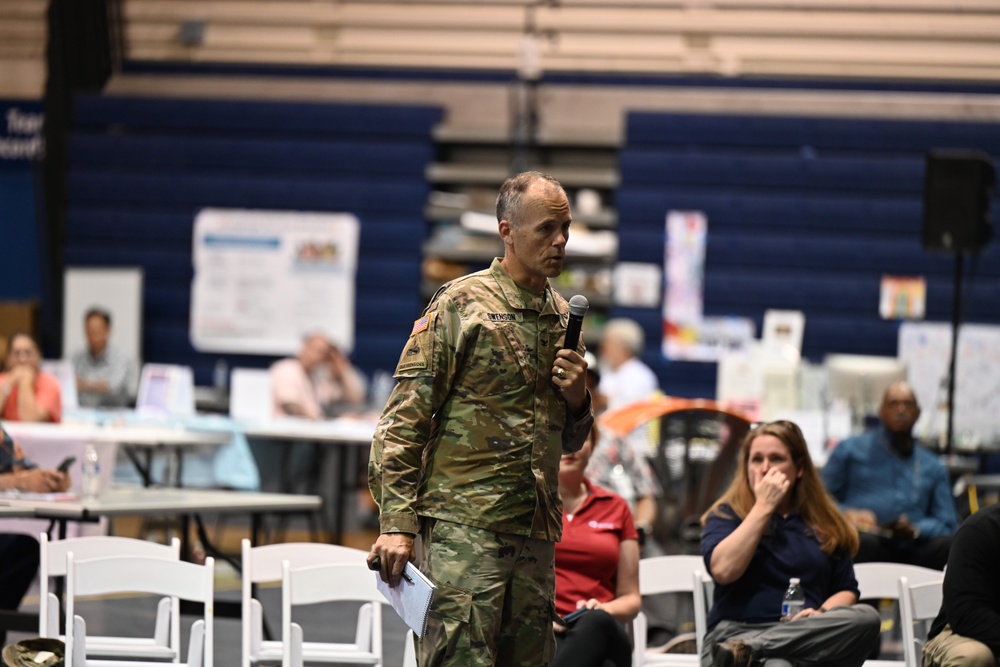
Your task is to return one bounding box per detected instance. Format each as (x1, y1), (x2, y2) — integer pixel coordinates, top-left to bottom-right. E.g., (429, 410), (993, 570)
(190, 208), (360, 355)
(662, 211), (754, 361)
(663, 211), (706, 360)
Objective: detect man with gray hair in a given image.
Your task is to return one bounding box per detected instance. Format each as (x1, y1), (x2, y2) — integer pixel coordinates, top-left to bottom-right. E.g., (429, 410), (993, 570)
(598, 318), (659, 410)
(369, 171), (594, 666)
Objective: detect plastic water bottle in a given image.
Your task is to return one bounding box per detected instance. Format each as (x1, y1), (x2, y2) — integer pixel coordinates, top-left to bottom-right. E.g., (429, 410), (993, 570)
(781, 577), (805, 621)
(82, 444), (101, 501)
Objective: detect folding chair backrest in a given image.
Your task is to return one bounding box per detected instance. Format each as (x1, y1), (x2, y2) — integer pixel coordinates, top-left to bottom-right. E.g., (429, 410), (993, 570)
(402, 630), (417, 667)
(899, 576), (945, 667)
(229, 368), (273, 421)
(694, 571), (714, 658)
(241, 539), (369, 667)
(854, 563), (943, 601)
(65, 553), (214, 667)
(280, 561), (385, 667)
(639, 555), (705, 596)
(636, 555), (707, 666)
(39, 534), (180, 638)
(244, 540), (367, 584)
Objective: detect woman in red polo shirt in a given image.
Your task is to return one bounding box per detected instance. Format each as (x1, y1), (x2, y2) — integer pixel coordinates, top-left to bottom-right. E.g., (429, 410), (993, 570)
(553, 424), (640, 667)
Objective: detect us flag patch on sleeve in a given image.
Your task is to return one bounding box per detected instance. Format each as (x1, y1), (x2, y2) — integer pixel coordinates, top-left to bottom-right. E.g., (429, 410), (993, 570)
(410, 315), (429, 336)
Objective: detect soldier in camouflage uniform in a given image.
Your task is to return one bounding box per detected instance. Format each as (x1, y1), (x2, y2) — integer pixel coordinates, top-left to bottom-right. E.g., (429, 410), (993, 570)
(368, 171), (595, 667)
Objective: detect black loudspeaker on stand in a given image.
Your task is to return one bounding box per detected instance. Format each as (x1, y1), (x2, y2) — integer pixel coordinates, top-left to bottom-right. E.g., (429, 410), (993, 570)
(921, 149), (996, 454)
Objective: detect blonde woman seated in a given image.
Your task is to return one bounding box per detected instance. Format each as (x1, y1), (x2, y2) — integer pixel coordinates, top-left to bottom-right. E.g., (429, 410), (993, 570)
(553, 424), (641, 667)
(700, 421), (880, 667)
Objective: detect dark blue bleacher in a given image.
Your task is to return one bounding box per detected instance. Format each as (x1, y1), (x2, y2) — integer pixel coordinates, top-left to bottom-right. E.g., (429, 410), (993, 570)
(65, 94), (441, 384)
(617, 111), (1000, 398)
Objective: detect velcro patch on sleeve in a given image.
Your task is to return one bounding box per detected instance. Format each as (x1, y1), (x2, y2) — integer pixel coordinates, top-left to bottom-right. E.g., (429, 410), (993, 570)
(410, 315), (430, 336)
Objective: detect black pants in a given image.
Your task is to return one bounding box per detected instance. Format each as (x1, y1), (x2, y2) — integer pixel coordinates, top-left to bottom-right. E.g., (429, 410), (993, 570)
(855, 533), (951, 570)
(553, 608), (633, 667)
(0, 533), (40, 647)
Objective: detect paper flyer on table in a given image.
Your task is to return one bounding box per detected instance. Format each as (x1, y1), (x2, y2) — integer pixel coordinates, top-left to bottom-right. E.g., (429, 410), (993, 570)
(375, 562), (436, 637)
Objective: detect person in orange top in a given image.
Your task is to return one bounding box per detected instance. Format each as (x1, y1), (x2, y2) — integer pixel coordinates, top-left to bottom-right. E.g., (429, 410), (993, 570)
(0, 333), (62, 423)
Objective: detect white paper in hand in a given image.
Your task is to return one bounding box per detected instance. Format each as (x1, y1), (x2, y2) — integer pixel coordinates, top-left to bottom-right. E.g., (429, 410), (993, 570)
(375, 561), (436, 637)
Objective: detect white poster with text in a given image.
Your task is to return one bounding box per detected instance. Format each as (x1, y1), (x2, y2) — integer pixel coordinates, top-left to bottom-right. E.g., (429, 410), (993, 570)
(191, 208), (359, 355)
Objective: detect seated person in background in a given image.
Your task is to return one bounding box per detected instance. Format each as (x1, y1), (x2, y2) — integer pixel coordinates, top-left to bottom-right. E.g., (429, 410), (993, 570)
(554, 424), (640, 667)
(923, 501), (1000, 667)
(270, 332), (366, 419)
(701, 420), (880, 667)
(598, 318), (659, 411)
(821, 381), (956, 570)
(0, 333), (61, 422)
(583, 352), (659, 544)
(0, 424), (70, 645)
(72, 307), (133, 408)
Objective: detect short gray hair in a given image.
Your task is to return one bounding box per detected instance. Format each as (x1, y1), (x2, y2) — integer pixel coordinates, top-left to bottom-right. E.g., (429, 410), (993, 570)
(496, 171), (564, 229)
(602, 318), (645, 356)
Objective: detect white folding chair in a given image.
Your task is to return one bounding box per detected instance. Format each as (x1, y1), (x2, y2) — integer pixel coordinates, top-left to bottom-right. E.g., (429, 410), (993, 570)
(281, 560), (386, 667)
(634, 555), (706, 667)
(854, 562), (944, 667)
(39, 533), (181, 661)
(899, 576), (945, 667)
(402, 629), (417, 667)
(229, 368), (273, 421)
(65, 553), (215, 667)
(241, 539), (370, 667)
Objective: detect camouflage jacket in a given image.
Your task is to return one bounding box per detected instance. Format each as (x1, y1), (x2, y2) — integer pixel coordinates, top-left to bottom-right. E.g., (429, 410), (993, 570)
(369, 258), (594, 541)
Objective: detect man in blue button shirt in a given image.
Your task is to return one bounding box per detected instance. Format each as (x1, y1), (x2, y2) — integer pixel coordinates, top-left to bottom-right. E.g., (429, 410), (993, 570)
(821, 381), (956, 570)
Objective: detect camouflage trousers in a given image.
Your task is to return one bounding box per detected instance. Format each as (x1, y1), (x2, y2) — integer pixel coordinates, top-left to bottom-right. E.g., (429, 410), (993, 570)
(416, 517), (556, 667)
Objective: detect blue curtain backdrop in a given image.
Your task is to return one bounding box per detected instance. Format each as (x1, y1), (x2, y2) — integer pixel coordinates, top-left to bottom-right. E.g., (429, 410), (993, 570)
(0, 99), (44, 301)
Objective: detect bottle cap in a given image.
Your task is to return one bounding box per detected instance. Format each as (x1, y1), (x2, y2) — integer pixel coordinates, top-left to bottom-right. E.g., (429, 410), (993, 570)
(790, 577), (800, 585)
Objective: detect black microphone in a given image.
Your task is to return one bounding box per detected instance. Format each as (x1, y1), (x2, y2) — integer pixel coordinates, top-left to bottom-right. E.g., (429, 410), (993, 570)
(563, 295), (589, 352)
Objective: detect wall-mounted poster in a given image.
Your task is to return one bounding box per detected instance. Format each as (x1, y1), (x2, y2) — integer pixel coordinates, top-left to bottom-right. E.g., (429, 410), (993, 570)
(880, 276), (926, 320)
(190, 208), (360, 355)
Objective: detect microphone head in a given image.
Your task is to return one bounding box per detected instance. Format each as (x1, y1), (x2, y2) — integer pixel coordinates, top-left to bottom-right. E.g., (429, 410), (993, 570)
(568, 294), (590, 317)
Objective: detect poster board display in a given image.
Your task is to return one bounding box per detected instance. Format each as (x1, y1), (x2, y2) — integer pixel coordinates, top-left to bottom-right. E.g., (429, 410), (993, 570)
(190, 208), (360, 355)
(899, 322), (1000, 446)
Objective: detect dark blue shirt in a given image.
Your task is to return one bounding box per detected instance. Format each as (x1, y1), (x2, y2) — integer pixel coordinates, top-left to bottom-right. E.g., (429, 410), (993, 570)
(822, 426), (957, 539)
(701, 504), (859, 630)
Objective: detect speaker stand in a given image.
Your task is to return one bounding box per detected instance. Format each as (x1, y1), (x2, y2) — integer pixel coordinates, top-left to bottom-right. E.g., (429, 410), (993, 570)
(945, 251), (964, 456)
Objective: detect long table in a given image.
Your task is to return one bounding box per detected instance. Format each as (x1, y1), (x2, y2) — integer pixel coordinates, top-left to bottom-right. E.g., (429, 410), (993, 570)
(4, 486), (321, 547)
(240, 418), (375, 544)
(3, 421), (231, 489)
(1, 486), (323, 631)
(4, 414), (376, 542)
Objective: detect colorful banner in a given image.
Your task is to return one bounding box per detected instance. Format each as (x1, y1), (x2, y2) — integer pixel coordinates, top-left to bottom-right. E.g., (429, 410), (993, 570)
(879, 275), (926, 320)
(662, 211), (754, 361)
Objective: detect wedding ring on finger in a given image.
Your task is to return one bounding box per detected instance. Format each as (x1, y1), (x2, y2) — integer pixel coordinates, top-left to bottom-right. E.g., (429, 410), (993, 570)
(556, 368), (565, 379)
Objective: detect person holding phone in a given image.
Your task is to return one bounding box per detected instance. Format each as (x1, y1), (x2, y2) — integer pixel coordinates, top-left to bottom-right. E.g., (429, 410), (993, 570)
(0, 424), (71, 645)
(553, 423), (640, 667)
